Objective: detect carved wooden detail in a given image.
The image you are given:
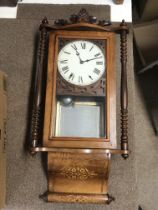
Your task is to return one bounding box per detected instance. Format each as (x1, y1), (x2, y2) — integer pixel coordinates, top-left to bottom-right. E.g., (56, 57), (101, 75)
(31, 107), (41, 148)
(54, 8), (111, 27)
(57, 73), (105, 96)
(58, 38), (106, 52)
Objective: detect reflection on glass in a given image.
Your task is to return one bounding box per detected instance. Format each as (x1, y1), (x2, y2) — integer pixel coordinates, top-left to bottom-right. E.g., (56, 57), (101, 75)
(55, 97), (105, 138)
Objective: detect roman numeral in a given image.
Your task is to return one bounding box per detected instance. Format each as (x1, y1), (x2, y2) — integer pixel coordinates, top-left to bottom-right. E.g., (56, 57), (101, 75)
(94, 53), (101, 57)
(81, 42), (86, 49)
(89, 75), (93, 80)
(69, 73), (75, 80)
(89, 46), (94, 51)
(78, 76), (83, 83)
(71, 44), (77, 50)
(93, 68), (100, 75)
(64, 51), (71, 55)
(60, 60), (68, 64)
(96, 61), (103, 65)
(62, 66), (69, 74)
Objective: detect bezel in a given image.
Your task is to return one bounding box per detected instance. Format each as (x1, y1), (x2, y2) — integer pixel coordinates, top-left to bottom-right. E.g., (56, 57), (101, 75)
(57, 39), (106, 87)
(43, 30), (116, 149)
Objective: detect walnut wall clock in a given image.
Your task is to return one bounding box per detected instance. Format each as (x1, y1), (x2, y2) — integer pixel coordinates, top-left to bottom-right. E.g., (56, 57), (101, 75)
(30, 9), (130, 204)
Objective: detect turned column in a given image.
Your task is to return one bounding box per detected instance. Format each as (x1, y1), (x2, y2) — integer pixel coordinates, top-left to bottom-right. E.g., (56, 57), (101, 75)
(31, 17), (48, 152)
(120, 20), (129, 159)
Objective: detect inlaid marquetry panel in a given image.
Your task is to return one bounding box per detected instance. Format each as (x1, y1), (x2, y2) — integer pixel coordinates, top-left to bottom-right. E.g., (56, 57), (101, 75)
(48, 152), (110, 194)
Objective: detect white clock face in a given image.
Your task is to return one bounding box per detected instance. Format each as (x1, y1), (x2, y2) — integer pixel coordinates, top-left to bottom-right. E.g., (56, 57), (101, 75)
(57, 40), (105, 86)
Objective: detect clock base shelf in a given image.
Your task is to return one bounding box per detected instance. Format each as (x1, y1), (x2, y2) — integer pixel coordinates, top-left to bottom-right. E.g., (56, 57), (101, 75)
(45, 192), (114, 204)
(31, 147), (130, 156)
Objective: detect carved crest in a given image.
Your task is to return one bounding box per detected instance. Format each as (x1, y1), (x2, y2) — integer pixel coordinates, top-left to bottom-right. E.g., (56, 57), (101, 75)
(54, 8), (111, 26)
(70, 8), (96, 23)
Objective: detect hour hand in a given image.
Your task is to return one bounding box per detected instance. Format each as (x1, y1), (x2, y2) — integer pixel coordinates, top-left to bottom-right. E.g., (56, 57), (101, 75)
(71, 44), (84, 63)
(74, 50), (84, 64)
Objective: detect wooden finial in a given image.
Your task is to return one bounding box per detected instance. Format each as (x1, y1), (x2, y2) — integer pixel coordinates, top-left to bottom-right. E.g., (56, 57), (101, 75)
(42, 17), (48, 25)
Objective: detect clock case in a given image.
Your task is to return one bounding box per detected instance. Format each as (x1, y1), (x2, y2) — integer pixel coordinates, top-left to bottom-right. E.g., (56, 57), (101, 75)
(30, 9), (130, 204)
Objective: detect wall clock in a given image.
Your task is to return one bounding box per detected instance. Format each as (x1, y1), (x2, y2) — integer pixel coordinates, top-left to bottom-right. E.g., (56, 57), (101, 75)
(30, 9), (129, 204)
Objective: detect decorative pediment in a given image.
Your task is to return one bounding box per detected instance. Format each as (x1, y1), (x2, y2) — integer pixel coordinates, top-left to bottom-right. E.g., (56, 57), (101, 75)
(54, 8), (111, 27)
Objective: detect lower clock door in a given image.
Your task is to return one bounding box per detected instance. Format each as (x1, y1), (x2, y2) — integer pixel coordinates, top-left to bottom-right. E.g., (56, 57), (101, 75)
(47, 151), (112, 204)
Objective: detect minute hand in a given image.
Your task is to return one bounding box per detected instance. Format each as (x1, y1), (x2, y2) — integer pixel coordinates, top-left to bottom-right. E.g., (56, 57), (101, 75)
(83, 56), (103, 62)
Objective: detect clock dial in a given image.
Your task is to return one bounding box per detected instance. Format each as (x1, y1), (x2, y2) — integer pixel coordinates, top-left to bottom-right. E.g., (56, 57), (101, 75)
(57, 40), (105, 86)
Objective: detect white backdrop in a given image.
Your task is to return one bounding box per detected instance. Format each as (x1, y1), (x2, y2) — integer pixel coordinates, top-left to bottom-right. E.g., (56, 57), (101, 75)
(0, 0), (132, 22)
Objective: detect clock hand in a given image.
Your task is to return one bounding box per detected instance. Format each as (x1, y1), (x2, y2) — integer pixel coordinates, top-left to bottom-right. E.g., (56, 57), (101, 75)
(75, 50), (84, 64)
(83, 56), (103, 63)
(72, 47), (84, 64)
